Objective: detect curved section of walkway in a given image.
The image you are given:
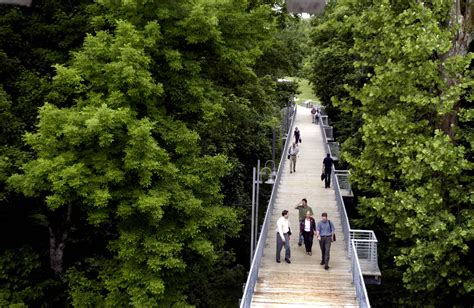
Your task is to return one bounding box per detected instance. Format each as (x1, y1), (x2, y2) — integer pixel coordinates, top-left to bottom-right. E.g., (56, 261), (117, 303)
(251, 107), (358, 307)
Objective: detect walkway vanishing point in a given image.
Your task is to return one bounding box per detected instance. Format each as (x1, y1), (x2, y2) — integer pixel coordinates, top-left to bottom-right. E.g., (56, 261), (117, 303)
(251, 107), (359, 307)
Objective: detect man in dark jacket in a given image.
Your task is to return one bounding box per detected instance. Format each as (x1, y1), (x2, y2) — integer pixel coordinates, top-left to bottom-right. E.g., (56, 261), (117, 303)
(322, 153), (334, 188)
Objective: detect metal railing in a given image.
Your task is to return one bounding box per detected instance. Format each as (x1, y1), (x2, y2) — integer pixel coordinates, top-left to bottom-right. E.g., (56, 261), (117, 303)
(319, 116), (377, 308)
(332, 168), (352, 253)
(351, 231), (378, 270)
(239, 105), (297, 308)
(335, 170), (352, 196)
(324, 126), (334, 140)
(320, 114), (329, 125)
(328, 142), (340, 161)
(351, 241), (371, 308)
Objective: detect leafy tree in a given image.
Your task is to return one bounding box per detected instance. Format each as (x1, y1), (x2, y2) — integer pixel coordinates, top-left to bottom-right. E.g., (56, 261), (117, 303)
(8, 17), (241, 305)
(310, 0), (473, 305)
(6, 0), (293, 305)
(308, 0), (368, 146)
(0, 1), (94, 305)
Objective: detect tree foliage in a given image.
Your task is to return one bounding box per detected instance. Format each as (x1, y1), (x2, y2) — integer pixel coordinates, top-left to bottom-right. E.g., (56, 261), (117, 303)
(1, 0), (302, 306)
(309, 0), (473, 305)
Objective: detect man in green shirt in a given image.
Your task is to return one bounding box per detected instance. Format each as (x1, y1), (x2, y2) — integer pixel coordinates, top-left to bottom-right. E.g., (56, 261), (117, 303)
(294, 198), (313, 246)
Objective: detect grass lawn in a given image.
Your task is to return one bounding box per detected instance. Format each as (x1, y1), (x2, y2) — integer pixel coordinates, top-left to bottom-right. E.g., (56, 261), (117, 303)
(285, 77), (319, 105)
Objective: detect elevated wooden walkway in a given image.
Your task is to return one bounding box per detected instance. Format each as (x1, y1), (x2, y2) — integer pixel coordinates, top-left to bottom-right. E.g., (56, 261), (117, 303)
(251, 107), (358, 307)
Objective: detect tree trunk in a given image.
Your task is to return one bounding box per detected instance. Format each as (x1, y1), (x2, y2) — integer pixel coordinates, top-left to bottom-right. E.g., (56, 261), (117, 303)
(48, 204), (72, 275)
(438, 0), (472, 138)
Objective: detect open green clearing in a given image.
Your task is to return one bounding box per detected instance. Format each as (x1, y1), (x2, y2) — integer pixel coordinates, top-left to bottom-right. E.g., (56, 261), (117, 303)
(286, 77), (319, 105)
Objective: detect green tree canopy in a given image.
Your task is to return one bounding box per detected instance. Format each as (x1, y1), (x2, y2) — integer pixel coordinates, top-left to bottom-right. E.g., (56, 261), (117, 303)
(309, 0), (473, 305)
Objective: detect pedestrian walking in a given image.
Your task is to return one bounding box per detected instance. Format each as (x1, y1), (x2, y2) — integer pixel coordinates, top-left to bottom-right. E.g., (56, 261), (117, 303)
(276, 210), (291, 264)
(300, 211), (316, 255)
(294, 127), (301, 144)
(322, 153), (334, 188)
(311, 107), (317, 123)
(315, 109), (320, 125)
(316, 212), (336, 270)
(288, 143), (299, 173)
(294, 198), (313, 246)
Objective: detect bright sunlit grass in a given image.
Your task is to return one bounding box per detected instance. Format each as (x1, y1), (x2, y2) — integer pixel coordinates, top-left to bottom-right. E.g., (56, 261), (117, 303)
(285, 77), (320, 105)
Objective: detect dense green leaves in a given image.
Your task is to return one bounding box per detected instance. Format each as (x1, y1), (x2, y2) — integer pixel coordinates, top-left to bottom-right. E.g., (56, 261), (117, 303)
(309, 0), (473, 305)
(1, 0), (304, 306)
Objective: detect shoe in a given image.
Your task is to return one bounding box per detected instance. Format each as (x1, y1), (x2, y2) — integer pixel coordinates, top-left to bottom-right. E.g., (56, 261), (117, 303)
(306, 252), (309, 255)
(325, 265), (329, 270)
(276, 260), (281, 263)
(293, 169), (296, 172)
(309, 252), (312, 256)
(285, 258), (291, 264)
(320, 261), (325, 265)
(298, 242), (302, 247)
(290, 171), (292, 174)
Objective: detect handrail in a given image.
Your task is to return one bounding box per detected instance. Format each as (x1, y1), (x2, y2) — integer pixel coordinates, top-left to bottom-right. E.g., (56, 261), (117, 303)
(239, 105), (297, 308)
(351, 240), (371, 308)
(319, 115), (375, 307)
(333, 165), (352, 252)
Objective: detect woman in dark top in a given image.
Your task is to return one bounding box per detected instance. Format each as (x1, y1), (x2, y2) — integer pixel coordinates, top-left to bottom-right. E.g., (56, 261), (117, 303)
(299, 210), (316, 255)
(294, 127), (301, 144)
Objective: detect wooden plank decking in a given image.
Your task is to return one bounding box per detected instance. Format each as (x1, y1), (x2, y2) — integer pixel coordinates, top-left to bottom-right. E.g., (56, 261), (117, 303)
(251, 107), (358, 307)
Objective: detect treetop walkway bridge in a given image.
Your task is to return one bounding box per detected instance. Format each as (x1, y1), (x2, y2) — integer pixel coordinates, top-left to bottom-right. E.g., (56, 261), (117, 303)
(240, 105), (381, 307)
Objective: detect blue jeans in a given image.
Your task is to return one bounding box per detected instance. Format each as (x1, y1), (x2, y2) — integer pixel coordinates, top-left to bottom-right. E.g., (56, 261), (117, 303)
(276, 233), (291, 261)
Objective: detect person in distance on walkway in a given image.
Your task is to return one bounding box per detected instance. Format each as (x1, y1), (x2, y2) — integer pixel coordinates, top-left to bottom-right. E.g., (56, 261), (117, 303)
(294, 127), (301, 144)
(315, 109), (320, 125)
(322, 153), (334, 188)
(316, 212), (336, 270)
(300, 210), (316, 256)
(288, 143), (299, 173)
(311, 107), (317, 123)
(276, 210), (291, 264)
(294, 198), (313, 246)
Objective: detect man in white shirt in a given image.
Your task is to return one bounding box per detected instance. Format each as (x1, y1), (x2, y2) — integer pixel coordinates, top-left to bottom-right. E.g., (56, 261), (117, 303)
(276, 210), (291, 263)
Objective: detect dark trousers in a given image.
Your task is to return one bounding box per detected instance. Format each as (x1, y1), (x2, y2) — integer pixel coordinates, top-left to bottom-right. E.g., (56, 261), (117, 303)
(302, 231), (314, 252)
(276, 233), (291, 261)
(319, 235), (332, 265)
(324, 170), (331, 188)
